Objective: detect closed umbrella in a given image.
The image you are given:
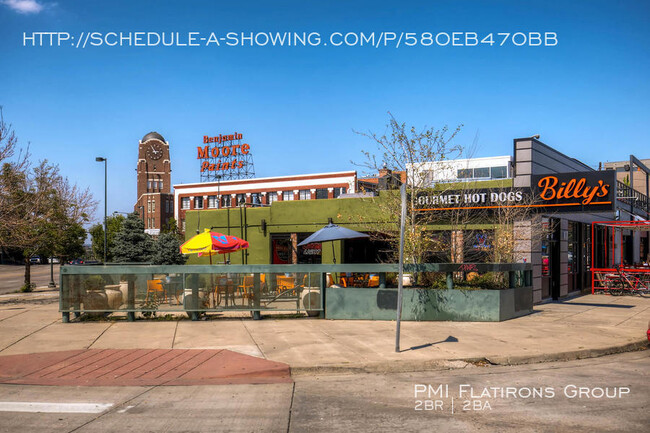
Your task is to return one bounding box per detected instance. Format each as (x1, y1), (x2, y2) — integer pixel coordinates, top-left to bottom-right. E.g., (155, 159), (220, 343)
(298, 223), (369, 264)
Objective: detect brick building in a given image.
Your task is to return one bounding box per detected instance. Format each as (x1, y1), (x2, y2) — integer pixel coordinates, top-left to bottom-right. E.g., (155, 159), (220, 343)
(134, 132), (174, 235)
(173, 171), (356, 235)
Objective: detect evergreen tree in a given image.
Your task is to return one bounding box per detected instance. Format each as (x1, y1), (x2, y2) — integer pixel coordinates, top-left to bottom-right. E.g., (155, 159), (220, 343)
(151, 232), (187, 265)
(57, 222), (87, 263)
(89, 214), (124, 261)
(111, 212), (153, 263)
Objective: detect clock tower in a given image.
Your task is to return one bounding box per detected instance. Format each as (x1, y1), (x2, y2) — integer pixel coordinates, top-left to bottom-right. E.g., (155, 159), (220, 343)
(134, 131), (174, 235)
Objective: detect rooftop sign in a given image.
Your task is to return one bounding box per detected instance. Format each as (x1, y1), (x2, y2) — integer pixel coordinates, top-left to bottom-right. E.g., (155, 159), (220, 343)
(531, 171), (615, 212)
(196, 132), (255, 181)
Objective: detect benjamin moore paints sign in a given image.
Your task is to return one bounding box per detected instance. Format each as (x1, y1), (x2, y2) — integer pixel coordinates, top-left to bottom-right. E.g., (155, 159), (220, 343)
(197, 132), (250, 173)
(415, 171), (616, 213)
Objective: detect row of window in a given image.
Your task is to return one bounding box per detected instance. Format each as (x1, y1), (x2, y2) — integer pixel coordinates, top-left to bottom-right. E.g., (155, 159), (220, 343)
(145, 198), (173, 214)
(457, 166), (508, 180)
(148, 179), (164, 191)
(180, 187), (347, 210)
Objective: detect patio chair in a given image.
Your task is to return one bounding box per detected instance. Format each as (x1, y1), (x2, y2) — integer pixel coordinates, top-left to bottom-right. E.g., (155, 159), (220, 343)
(276, 275), (297, 295)
(237, 275), (255, 302)
(214, 277), (235, 306)
(145, 279), (167, 303)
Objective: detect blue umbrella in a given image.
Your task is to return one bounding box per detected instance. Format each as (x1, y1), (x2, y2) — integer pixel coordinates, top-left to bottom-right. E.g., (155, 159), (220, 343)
(298, 223), (369, 263)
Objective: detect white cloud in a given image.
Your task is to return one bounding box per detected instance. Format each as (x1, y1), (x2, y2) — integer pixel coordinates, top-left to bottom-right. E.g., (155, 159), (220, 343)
(2, 0), (45, 14)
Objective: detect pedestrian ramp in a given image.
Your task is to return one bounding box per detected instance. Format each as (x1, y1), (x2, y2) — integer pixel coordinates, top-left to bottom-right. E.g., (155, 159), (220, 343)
(0, 349), (292, 386)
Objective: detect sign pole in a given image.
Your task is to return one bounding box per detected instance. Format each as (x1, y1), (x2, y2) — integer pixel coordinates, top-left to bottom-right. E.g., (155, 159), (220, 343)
(395, 183), (407, 353)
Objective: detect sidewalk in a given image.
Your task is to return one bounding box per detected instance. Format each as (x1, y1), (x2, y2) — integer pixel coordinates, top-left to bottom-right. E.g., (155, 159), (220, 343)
(0, 288), (647, 375)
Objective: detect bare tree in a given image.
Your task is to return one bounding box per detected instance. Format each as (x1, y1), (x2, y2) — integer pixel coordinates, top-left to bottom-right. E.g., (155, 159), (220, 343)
(353, 112), (463, 266)
(352, 113), (547, 290)
(0, 109), (96, 289)
(0, 107), (30, 245)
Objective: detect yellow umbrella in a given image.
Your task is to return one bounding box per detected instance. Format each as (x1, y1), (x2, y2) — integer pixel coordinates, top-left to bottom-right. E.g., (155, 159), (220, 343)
(180, 229), (249, 264)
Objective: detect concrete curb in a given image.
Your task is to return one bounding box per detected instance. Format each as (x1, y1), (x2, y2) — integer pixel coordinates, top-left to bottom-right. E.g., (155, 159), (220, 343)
(0, 287), (58, 299)
(482, 339), (649, 366)
(290, 359), (473, 376)
(290, 340), (649, 375)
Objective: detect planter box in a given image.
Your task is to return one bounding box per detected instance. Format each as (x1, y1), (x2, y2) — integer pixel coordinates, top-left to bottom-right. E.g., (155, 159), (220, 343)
(325, 286), (533, 322)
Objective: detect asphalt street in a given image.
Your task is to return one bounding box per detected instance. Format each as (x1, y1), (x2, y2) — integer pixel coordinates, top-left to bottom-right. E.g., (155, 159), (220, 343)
(0, 265), (60, 295)
(0, 350), (646, 432)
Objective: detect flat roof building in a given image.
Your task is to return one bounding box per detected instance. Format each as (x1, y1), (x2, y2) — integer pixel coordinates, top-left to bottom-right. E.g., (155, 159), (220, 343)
(174, 133), (648, 305)
(174, 171), (356, 235)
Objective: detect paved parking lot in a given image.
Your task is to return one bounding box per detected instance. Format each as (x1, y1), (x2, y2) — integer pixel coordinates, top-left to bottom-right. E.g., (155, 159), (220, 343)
(0, 264), (60, 295)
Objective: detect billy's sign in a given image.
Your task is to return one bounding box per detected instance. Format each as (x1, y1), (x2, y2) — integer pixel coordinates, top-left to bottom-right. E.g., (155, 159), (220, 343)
(197, 132), (250, 172)
(531, 171), (615, 212)
(415, 171), (616, 213)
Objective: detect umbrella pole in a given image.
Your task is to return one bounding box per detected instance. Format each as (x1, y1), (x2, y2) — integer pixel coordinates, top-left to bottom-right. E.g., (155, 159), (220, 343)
(209, 253), (214, 307)
(331, 241), (336, 264)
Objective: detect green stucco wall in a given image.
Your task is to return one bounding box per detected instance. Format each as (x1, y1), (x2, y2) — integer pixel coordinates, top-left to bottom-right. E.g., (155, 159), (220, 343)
(184, 196), (387, 265)
(183, 187), (506, 266)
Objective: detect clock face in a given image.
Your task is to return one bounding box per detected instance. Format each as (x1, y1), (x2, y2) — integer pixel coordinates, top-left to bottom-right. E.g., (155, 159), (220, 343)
(146, 142), (164, 160)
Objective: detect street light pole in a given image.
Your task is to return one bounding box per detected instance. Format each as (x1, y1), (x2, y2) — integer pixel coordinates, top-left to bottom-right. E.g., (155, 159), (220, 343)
(95, 157), (107, 263)
(48, 256), (56, 288)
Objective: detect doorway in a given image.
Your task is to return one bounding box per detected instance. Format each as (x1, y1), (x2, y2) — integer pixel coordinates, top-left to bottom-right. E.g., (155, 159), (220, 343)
(541, 218), (561, 300)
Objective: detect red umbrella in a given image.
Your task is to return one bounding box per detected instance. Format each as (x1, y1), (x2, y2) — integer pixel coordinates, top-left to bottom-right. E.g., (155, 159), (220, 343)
(180, 229), (249, 263)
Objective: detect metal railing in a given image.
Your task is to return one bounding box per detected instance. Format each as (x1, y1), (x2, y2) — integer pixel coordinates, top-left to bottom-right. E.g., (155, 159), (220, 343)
(617, 181), (649, 214)
(59, 262), (532, 322)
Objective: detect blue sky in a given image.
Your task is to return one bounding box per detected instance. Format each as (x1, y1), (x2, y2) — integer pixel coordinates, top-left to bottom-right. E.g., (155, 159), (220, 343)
(1, 0), (649, 223)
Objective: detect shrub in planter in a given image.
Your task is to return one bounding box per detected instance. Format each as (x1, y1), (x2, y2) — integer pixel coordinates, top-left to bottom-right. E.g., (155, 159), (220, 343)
(456, 272), (507, 290)
(82, 275), (109, 312)
(83, 275), (105, 291)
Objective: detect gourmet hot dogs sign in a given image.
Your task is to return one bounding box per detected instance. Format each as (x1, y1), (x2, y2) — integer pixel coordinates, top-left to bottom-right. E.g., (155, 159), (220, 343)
(415, 171), (616, 213)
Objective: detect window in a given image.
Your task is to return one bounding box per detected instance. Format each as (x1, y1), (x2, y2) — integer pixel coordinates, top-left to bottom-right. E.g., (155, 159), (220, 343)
(268, 192), (278, 204)
(283, 191), (294, 201)
(425, 171), (436, 185)
(208, 195), (218, 208)
(457, 169), (472, 179)
(299, 189), (311, 200)
(181, 219), (186, 232)
(464, 230), (493, 263)
(194, 196), (203, 209)
(147, 200), (152, 213)
(147, 180), (152, 190)
(236, 194), (246, 205)
(333, 187), (346, 198)
(491, 166), (507, 179)
(159, 180), (164, 190)
(315, 188), (328, 199)
(220, 195), (231, 208)
(473, 167), (490, 178)
(152, 200), (156, 211)
(251, 193), (261, 207)
(181, 197), (190, 210)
